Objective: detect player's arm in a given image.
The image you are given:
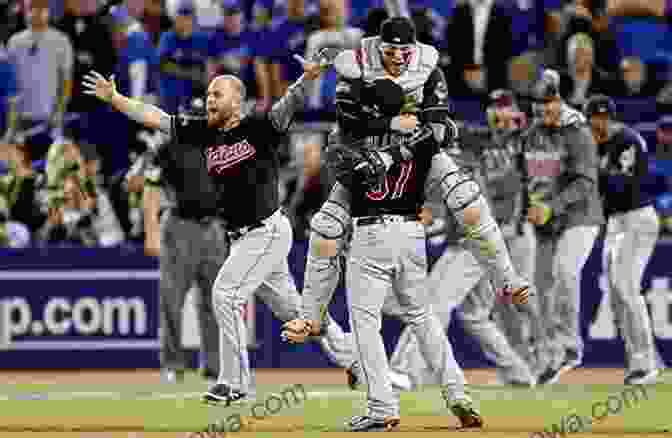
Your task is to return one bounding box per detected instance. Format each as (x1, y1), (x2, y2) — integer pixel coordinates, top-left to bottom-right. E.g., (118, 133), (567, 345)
(419, 66), (453, 144)
(268, 51), (328, 133)
(143, 169), (162, 256)
(333, 50), (397, 137)
(546, 126), (599, 217)
(82, 70), (172, 134)
(54, 35), (74, 128)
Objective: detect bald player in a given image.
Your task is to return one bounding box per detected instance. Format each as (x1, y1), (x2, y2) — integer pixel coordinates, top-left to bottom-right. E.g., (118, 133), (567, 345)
(82, 50), (338, 405)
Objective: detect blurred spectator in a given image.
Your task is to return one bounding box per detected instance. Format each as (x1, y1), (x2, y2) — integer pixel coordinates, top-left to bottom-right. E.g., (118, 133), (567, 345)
(7, 0), (74, 162)
(1, 0), (25, 44)
(285, 0), (362, 237)
(142, 0), (174, 47)
(554, 0), (621, 72)
(252, 0), (284, 113)
(55, 0), (117, 179)
(656, 115), (672, 161)
(606, 0), (668, 20)
(206, 3), (256, 98)
(558, 32), (616, 109)
(263, 0), (312, 98)
(157, 1), (208, 113)
(612, 56), (662, 98)
(166, 0), (224, 28)
(540, 8), (564, 67)
(0, 141), (46, 233)
(445, 0), (514, 97)
(362, 6), (388, 37)
(0, 43), (18, 141)
(507, 52), (539, 116)
(38, 140), (124, 246)
(108, 4), (158, 170)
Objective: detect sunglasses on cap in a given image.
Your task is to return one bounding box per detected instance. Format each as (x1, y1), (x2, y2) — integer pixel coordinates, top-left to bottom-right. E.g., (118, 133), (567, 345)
(379, 42), (415, 57)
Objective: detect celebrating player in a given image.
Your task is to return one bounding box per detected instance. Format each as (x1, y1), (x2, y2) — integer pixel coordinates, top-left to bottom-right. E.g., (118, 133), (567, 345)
(522, 70), (604, 385)
(584, 94), (661, 385)
(81, 50), (330, 406)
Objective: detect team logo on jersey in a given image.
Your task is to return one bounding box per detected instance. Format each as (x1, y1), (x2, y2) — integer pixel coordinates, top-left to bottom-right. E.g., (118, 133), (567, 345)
(206, 139), (256, 174)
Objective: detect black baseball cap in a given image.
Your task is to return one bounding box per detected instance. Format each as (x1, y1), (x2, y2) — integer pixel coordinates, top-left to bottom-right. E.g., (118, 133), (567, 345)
(380, 17), (416, 45)
(584, 94), (615, 118)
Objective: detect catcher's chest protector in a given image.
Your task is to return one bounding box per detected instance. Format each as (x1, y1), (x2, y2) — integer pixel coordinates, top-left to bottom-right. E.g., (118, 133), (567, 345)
(357, 37), (438, 108)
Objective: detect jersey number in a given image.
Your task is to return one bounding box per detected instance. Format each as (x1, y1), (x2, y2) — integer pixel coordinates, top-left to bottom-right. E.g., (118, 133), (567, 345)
(366, 162), (414, 201)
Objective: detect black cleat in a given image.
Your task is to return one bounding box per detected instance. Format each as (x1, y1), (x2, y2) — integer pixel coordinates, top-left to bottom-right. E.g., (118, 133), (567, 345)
(624, 369), (659, 385)
(346, 361), (362, 390)
(347, 415), (400, 432)
(202, 383), (247, 406)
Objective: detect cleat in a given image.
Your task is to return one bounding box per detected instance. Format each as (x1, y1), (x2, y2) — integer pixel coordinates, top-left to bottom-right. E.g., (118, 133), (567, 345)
(346, 361), (363, 390)
(625, 369), (660, 385)
(202, 383), (247, 406)
(347, 415), (400, 432)
(449, 399), (483, 429)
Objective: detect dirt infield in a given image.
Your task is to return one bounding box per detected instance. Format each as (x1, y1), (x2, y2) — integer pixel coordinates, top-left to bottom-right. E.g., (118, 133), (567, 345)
(0, 368), (658, 438)
(0, 367), (630, 386)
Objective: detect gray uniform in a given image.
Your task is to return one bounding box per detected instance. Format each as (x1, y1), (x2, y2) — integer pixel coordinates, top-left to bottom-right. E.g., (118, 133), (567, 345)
(144, 140), (227, 375)
(389, 126), (537, 386)
(301, 38), (526, 420)
(598, 122), (659, 377)
(522, 104), (604, 374)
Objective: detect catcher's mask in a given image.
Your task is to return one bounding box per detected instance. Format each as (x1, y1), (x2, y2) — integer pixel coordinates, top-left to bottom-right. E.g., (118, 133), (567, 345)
(363, 78), (406, 117)
(379, 17), (416, 76)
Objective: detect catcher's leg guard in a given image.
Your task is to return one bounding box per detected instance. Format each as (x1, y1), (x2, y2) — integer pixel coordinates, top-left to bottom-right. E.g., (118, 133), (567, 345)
(425, 152), (522, 290)
(301, 183), (352, 323)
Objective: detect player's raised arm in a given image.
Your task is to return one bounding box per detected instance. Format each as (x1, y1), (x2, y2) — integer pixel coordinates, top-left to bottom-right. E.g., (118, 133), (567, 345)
(82, 70), (172, 134)
(268, 50), (331, 133)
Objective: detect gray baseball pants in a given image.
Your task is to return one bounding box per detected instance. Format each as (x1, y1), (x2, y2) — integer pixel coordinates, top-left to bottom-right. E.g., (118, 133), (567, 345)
(211, 209), (302, 394)
(603, 205), (660, 373)
(347, 217), (466, 419)
(389, 222), (537, 386)
(534, 225), (600, 370)
(159, 211), (228, 373)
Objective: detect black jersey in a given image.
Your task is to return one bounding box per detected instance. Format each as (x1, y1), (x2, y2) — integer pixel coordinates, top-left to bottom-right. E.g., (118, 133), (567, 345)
(349, 134), (437, 217)
(170, 113), (283, 228)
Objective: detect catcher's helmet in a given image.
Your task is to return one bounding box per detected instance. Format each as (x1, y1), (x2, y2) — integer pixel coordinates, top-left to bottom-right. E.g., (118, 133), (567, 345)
(583, 94), (616, 118)
(380, 16), (416, 45)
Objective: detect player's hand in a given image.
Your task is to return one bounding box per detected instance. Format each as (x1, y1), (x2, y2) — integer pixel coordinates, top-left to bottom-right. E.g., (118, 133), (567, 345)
(527, 204), (552, 225)
(499, 285), (532, 305)
(281, 319), (321, 343)
(47, 207), (64, 225)
(144, 234), (160, 257)
(391, 114), (419, 133)
(294, 54), (328, 80)
(419, 207), (433, 226)
(82, 70), (117, 103)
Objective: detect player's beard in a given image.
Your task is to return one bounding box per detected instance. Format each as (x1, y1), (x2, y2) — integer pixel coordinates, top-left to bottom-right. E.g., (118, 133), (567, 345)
(383, 58), (404, 77)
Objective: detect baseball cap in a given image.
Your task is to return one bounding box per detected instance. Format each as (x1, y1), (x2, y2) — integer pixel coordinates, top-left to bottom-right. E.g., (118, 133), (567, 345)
(584, 94), (615, 118)
(380, 17), (416, 46)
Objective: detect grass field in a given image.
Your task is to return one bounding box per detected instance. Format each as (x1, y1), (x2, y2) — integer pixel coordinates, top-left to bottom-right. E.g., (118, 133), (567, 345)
(0, 368), (670, 437)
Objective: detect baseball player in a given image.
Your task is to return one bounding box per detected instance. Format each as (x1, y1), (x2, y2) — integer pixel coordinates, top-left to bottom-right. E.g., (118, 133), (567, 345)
(388, 90), (538, 389)
(142, 97), (227, 382)
(522, 70), (604, 385)
(81, 50), (331, 406)
(295, 15), (528, 339)
(584, 94), (660, 385)
(282, 17), (529, 431)
(328, 78), (483, 431)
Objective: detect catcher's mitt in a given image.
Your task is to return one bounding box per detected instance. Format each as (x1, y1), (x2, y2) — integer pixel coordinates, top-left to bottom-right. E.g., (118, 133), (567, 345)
(281, 319), (322, 344)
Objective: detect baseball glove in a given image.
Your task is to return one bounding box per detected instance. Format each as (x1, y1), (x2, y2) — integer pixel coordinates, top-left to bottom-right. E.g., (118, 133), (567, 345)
(281, 319), (322, 344)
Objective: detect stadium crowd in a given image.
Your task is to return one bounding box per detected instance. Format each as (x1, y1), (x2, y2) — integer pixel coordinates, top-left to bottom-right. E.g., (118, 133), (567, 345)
(0, 0), (671, 248)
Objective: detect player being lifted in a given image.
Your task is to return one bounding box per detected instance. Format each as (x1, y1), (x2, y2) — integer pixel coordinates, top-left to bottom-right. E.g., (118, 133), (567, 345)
(281, 16), (530, 430)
